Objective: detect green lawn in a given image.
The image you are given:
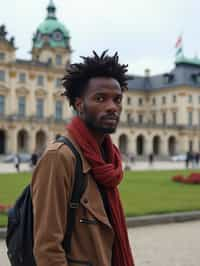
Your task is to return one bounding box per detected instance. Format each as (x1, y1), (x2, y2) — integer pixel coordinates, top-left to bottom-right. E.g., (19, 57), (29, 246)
(120, 169), (200, 217)
(0, 169), (200, 226)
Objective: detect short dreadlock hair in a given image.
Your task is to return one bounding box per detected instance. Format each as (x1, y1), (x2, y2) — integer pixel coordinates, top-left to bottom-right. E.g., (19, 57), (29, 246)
(62, 50), (128, 107)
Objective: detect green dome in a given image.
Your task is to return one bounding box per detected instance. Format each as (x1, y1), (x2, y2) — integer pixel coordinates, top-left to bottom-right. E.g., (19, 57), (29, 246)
(33, 0), (70, 49)
(37, 19), (69, 38)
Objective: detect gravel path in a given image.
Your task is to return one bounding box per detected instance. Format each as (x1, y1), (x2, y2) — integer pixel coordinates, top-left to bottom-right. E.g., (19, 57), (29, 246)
(1, 220), (200, 266)
(129, 220), (200, 266)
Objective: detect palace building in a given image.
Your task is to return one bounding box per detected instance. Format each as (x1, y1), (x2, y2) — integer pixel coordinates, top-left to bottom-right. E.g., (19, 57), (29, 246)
(117, 57), (200, 157)
(0, 0), (200, 157)
(0, 0), (72, 155)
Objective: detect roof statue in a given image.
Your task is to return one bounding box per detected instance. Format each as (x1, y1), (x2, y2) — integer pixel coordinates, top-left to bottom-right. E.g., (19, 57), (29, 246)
(0, 25), (7, 40)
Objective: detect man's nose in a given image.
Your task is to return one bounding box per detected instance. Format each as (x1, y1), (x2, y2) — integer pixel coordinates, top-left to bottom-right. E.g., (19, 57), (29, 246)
(106, 99), (119, 112)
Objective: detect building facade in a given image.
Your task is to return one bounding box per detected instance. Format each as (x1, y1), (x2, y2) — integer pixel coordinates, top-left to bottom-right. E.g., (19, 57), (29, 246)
(0, 1), (72, 155)
(113, 59), (200, 157)
(0, 0), (200, 157)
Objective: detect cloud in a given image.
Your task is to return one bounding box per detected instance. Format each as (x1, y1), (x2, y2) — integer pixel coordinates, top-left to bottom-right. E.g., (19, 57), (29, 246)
(128, 56), (173, 75)
(1, 0), (200, 74)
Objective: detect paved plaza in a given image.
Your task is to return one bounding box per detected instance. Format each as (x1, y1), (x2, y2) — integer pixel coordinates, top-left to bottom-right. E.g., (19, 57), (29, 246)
(130, 220), (200, 266)
(1, 220), (200, 266)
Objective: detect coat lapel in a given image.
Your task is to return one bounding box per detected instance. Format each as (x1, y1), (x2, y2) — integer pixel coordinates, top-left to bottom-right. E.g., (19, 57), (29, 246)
(80, 175), (113, 229)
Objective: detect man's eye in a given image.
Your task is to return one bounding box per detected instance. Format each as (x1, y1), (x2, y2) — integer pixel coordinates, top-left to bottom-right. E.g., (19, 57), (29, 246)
(115, 97), (122, 104)
(96, 96), (104, 102)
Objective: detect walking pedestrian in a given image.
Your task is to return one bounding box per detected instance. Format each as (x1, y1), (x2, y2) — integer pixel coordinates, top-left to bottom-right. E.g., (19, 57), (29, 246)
(14, 154), (20, 172)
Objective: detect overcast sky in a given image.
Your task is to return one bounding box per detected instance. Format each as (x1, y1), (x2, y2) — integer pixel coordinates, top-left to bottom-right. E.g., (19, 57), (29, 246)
(0, 0), (200, 75)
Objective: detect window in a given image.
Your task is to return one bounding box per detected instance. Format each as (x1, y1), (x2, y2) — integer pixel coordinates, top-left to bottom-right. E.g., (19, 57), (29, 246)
(188, 111), (193, 126)
(127, 113), (131, 123)
(162, 96), (166, 104)
(127, 97), (131, 105)
(47, 58), (52, 64)
(36, 99), (44, 118)
(172, 112), (177, 125)
(55, 101), (63, 120)
(37, 75), (44, 86)
(0, 53), (5, 61)
(19, 73), (26, 83)
(138, 98), (143, 106)
(56, 55), (62, 65)
(0, 70), (5, 81)
(152, 113), (156, 124)
(18, 96), (26, 116)
(188, 95), (192, 104)
(152, 97), (156, 105)
(162, 112), (166, 125)
(0, 95), (5, 115)
(55, 78), (61, 88)
(172, 95), (176, 103)
(163, 75), (169, 84)
(138, 114), (143, 123)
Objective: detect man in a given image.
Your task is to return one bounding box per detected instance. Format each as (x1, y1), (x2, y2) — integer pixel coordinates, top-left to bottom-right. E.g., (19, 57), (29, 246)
(31, 51), (135, 266)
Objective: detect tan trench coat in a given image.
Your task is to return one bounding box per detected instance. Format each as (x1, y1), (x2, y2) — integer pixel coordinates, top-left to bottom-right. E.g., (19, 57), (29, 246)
(31, 133), (115, 266)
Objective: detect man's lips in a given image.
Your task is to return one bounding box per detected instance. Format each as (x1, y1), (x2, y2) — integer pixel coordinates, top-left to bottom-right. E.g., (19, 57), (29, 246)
(101, 115), (119, 123)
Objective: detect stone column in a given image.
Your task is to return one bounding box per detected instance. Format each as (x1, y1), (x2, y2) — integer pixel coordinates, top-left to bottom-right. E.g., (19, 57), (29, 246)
(178, 134), (189, 154)
(160, 136), (168, 156)
(128, 132), (136, 155)
(29, 129), (36, 153)
(145, 136), (153, 156)
(7, 127), (18, 153)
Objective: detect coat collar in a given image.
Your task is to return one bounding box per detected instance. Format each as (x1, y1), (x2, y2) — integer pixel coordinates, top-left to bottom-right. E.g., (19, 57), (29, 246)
(64, 131), (91, 174)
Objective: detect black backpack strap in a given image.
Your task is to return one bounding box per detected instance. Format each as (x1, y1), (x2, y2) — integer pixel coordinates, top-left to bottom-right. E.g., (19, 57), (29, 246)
(56, 136), (86, 253)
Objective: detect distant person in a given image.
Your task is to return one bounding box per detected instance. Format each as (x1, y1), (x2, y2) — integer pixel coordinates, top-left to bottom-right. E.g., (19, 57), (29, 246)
(148, 153), (154, 166)
(185, 151), (190, 168)
(194, 152), (200, 168)
(191, 152), (195, 168)
(130, 153), (135, 164)
(14, 154), (20, 172)
(55, 134), (61, 140)
(31, 152), (38, 168)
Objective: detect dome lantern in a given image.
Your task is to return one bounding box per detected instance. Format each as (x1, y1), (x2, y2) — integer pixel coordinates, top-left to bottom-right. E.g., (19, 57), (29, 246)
(47, 0), (56, 19)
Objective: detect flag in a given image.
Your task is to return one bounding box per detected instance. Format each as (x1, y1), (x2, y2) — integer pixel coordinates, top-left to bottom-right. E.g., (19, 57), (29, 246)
(175, 35), (183, 57)
(175, 36), (182, 49)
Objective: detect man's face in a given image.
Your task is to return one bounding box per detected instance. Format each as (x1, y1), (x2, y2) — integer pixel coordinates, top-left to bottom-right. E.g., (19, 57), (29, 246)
(76, 77), (123, 134)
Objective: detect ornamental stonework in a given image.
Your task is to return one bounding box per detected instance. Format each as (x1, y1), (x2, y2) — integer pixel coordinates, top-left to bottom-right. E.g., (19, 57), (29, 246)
(9, 71), (16, 78)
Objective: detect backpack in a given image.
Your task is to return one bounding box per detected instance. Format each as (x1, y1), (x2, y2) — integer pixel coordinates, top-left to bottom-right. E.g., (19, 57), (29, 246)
(6, 136), (86, 266)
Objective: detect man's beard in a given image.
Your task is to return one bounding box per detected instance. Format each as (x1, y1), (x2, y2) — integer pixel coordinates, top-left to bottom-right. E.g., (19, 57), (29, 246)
(83, 105), (118, 134)
(85, 118), (116, 134)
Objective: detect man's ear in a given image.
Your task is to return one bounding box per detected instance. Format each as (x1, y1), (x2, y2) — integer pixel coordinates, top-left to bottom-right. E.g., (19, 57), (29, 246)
(74, 97), (83, 114)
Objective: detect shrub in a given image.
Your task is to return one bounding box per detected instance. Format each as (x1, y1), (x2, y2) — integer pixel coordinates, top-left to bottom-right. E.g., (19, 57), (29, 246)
(172, 172), (200, 184)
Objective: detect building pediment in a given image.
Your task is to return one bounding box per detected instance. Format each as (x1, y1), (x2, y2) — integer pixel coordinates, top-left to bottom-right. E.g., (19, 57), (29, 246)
(35, 88), (47, 97)
(16, 86), (30, 95)
(0, 84), (10, 94)
(52, 90), (63, 99)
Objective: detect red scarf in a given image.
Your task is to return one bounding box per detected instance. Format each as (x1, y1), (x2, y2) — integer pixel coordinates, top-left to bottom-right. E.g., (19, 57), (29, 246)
(67, 117), (135, 266)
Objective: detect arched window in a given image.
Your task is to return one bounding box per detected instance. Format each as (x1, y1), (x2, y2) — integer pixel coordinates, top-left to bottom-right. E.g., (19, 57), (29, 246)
(153, 135), (161, 155)
(36, 130), (47, 153)
(119, 134), (128, 155)
(17, 129), (29, 153)
(168, 136), (176, 155)
(136, 135), (145, 155)
(0, 129), (6, 154)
